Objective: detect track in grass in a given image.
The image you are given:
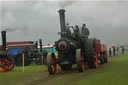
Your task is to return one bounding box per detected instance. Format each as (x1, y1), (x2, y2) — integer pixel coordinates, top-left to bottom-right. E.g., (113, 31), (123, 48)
(1, 53), (128, 85)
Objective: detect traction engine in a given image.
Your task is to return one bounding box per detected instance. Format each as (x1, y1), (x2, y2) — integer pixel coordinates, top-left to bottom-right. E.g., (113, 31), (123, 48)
(46, 9), (107, 75)
(0, 31), (15, 72)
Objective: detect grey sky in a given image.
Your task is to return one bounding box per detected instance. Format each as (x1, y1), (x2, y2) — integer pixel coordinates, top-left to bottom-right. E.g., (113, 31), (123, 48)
(0, 0), (128, 47)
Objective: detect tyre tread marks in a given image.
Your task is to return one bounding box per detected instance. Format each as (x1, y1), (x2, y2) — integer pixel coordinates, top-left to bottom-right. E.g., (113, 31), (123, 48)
(86, 39), (96, 68)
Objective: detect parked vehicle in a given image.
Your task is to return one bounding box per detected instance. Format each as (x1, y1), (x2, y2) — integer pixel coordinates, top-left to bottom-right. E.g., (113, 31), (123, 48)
(0, 31), (15, 72)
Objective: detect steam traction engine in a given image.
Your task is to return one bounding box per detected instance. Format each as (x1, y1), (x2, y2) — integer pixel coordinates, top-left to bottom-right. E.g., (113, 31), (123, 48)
(0, 31), (15, 72)
(13, 39), (44, 66)
(47, 9), (107, 75)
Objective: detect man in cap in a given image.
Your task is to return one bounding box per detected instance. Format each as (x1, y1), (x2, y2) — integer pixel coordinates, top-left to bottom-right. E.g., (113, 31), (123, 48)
(81, 24), (90, 55)
(81, 24), (90, 38)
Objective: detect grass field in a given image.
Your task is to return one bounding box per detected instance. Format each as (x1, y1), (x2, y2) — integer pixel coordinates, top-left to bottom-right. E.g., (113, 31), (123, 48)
(0, 52), (128, 85)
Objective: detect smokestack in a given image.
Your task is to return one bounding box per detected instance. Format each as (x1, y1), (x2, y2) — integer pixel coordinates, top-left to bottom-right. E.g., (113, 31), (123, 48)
(35, 41), (38, 49)
(1, 31), (6, 51)
(39, 39), (42, 52)
(58, 9), (66, 38)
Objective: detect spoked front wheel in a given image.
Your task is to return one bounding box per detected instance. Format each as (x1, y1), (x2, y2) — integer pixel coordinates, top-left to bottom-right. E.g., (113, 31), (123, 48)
(76, 49), (85, 72)
(47, 53), (57, 75)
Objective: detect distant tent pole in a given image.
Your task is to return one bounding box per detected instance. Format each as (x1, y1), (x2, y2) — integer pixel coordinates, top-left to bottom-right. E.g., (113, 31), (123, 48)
(41, 55), (43, 65)
(39, 39), (43, 65)
(39, 39), (42, 52)
(22, 53), (24, 72)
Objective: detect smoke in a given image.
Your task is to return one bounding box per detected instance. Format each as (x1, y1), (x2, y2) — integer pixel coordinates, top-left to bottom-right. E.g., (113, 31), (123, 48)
(1, 25), (29, 34)
(58, 0), (77, 8)
(20, 26), (29, 35)
(1, 0), (128, 45)
(4, 27), (17, 32)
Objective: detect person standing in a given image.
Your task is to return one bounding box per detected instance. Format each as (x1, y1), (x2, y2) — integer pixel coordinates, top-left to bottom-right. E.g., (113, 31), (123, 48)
(117, 47), (119, 56)
(81, 24), (90, 39)
(109, 48), (112, 57)
(81, 24), (90, 56)
(113, 47), (116, 56)
(122, 47), (125, 55)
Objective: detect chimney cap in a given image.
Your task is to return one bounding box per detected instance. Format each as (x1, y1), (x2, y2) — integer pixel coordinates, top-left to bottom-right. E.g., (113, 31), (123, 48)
(58, 9), (65, 13)
(1, 31), (6, 34)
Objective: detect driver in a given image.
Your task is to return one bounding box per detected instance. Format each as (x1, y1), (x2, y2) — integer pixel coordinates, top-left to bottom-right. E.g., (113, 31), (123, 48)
(65, 24), (72, 39)
(81, 24), (90, 38)
(81, 24), (90, 54)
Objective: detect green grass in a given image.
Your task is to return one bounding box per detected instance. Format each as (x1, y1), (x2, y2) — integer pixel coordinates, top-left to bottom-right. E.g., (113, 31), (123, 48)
(0, 65), (47, 85)
(0, 52), (128, 85)
(48, 52), (128, 85)
(73, 53), (128, 85)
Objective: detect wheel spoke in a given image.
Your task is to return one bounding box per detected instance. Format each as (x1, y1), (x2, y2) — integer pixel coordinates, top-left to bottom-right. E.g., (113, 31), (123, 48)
(0, 58), (9, 72)
(2, 66), (7, 70)
(2, 60), (6, 65)
(0, 60), (2, 64)
(8, 58), (15, 71)
(0, 68), (3, 71)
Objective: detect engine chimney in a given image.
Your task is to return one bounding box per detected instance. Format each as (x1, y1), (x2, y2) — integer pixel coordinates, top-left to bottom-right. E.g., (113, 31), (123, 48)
(1, 31), (6, 51)
(39, 39), (42, 52)
(58, 9), (66, 38)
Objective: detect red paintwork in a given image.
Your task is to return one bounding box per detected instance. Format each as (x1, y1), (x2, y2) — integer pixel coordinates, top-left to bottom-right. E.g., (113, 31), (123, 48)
(6, 41), (34, 45)
(93, 39), (107, 68)
(93, 39), (107, 54)
(0, 58), (9, 72)
(94, 40), (101, 54)
(0, 41), (35, 50)
(58, 41), (67, 51)
(112, 46), (115, 48)
(51, 54), (57, 74)
(93, 39), (100, 67)
(0, 46), (2, 51)
(0, 41), (34, 72)
(81, 51), (85, 72)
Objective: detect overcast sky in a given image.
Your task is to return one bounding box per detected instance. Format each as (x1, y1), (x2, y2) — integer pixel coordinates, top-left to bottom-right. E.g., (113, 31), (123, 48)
(0, 0), (128, 47)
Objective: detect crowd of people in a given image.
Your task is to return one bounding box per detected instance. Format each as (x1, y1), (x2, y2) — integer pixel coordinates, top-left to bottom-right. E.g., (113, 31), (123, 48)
(108, 46), (125, 57)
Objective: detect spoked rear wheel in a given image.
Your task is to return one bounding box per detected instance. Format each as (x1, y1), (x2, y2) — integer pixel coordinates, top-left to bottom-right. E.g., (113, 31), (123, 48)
(8, 56), (15, 71)
(47, 53), (57, 75)
(76, 49), (85, 72)
(86, 39), (98, 68)
(0, 58), (9, 72)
